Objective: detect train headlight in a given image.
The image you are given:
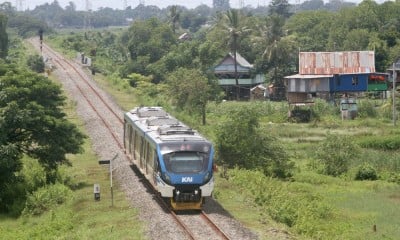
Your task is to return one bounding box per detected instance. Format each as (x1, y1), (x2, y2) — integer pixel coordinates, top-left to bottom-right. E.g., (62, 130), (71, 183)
(203, 171), (211, 183)
(162, 173), (171, 184)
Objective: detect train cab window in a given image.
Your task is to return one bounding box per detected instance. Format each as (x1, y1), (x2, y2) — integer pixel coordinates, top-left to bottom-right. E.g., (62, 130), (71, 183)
(164, 152), (207, 173)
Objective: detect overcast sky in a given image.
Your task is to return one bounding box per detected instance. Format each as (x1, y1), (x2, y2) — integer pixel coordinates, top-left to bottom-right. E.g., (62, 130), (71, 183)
(5, 0), (290, 11)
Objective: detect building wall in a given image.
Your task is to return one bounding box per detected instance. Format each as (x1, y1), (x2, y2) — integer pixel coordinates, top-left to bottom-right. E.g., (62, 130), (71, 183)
(329, 74), (369, 92)
(287, 78), (330, 92)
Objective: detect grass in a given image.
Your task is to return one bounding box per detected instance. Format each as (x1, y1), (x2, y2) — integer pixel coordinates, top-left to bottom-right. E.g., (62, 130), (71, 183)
(324, 181), (400, 239)
(213, 176), (295, 240)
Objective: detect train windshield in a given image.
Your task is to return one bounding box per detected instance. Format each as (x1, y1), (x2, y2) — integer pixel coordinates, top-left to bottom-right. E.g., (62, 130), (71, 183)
(160, 143), (211, 173)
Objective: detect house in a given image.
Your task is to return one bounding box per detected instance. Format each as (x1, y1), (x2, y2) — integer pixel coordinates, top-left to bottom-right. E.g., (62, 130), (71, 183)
(214, 52), (265, 100)
(284, 51), (387, 104)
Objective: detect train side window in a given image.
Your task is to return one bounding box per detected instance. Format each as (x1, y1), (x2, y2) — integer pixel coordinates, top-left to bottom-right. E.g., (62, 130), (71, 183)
(128, 126), (133, 154)
(133, 129), (137, 154)
(134, 132), (140, 159)
(154, 153), (160, 172)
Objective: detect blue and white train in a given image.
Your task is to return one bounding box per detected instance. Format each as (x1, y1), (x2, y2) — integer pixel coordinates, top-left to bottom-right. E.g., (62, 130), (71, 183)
(123, 106), (214, 210)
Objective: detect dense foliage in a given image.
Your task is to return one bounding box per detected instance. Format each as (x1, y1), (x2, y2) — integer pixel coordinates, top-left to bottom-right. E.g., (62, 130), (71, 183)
(26, 54), (45, 73)
(315, 133), (360, 176)
(215, 106), (293, 178)
(0, 62), (86, 213)
(0, 13), (7, 58)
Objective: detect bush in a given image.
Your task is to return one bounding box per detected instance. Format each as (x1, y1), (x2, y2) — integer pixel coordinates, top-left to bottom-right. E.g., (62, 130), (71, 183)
(23, 183), (72, 216)
(315, 133), (360, 176)
(26, 54), (45, 73)
(357, 99), (378, 118)
(355, 164), (378, 180)
(215, 105), (293, 178)
(56, 165), (83, 190)
(21, 158), (47, 193)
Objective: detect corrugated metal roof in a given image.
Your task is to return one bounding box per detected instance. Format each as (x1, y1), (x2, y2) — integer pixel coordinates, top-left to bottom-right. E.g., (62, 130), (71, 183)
(299, 51), (375, 75)
(285, 74), (333, 79)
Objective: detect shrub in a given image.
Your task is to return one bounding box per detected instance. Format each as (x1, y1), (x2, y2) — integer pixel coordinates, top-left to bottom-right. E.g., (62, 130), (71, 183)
(315, 133), (360, 176)
(23, 183), (72, 216)
(26, 54), (45, 73)
(215, 105), (293, 178)
(56, 165), (83, 190)
(357, 99), (378, 118)
(355, 164), (378, 180)
(21, 158), (47, 193)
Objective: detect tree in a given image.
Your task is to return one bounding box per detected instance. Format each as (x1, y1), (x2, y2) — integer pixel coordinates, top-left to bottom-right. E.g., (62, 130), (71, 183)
(126, 18), (176, 80)
(168, 5), (180, 34)
(216, 106), (293, 178)
(0, 63), (86, 212)
(269, 0), (291, 18)
(166, 68), (213, 125)
(255, 14), (297, 100)
(222, 9), (251, 100)
(0, 14), (8, 58)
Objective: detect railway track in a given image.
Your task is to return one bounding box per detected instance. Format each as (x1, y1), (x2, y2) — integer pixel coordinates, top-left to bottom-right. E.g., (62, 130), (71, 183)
(29, 38), (231, 240)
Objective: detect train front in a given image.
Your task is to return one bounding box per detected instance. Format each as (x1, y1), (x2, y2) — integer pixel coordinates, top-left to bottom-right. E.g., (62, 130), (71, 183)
(156, 142), (214, 210)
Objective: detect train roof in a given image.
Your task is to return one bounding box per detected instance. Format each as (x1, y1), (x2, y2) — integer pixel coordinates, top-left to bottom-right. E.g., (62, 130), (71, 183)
(124, 107), (210, 144)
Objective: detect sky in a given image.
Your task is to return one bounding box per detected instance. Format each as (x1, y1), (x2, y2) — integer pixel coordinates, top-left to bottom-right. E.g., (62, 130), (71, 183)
(5, 0), (279, 11)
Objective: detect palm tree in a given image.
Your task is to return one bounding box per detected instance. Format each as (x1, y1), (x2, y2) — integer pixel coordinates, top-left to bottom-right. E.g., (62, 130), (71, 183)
(259, 14), (296, 100)
(168, 5), (180, 34)
(224, 9), (250, 100)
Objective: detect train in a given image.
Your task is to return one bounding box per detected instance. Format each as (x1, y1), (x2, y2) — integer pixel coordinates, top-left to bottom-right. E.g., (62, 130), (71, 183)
(123, 106), (215, 210)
